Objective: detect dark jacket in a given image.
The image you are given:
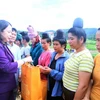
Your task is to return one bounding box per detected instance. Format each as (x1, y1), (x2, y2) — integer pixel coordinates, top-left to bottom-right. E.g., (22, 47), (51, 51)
(30, 42), (43, 66)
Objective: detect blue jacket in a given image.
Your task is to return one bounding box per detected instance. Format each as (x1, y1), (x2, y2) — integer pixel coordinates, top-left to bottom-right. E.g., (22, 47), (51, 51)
(49, 51), (69, 96)
(30, 42), (43, 66)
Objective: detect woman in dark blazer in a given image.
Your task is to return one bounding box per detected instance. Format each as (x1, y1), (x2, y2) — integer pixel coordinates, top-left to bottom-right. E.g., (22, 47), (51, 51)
(0, 20), (32, 100)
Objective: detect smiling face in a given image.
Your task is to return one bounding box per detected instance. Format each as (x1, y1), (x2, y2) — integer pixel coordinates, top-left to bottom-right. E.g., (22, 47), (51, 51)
(9, 30), (17, 42)
(0, 25), (12, 43)
(96, 30), (100, 52)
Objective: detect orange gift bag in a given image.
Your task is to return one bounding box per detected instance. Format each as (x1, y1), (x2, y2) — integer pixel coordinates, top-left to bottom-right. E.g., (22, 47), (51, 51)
(41, 80), (48, 100)
(21, 63), (42, 100)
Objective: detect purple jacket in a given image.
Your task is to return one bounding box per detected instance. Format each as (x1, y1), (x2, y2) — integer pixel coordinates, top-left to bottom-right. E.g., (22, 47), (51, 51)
(0, 42), (18, 93)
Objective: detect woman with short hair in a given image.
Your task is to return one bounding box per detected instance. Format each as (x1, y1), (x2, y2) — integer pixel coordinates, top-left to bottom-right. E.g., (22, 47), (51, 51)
(0, 20), (32, 100)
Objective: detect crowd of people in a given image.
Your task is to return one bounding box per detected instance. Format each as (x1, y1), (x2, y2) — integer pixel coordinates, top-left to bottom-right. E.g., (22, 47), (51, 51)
(0, 17), (100, 100)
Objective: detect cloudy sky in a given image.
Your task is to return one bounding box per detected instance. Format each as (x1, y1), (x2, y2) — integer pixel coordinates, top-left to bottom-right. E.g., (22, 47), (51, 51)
(0, 0), (100, 31)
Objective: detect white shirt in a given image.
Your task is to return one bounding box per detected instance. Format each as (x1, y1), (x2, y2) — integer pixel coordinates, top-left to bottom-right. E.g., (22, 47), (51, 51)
(8, 43), (21, 60)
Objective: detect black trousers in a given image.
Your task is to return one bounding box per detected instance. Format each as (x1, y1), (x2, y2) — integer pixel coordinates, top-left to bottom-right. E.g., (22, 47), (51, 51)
(63, 87), (75, 100)
(47, 91), (64, 100)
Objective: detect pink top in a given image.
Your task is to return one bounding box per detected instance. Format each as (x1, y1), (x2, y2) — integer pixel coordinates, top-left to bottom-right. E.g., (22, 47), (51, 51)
(38, 50), (52, 80)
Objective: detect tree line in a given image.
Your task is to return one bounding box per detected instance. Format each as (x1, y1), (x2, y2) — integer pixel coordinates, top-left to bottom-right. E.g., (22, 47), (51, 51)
(18, 28), (97, 40)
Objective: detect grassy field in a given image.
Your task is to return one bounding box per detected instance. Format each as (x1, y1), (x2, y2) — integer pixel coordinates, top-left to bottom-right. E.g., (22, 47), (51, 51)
(66, 39), (98, 58)
(86, 39), (96, 50)
(86, 39), (98, 58)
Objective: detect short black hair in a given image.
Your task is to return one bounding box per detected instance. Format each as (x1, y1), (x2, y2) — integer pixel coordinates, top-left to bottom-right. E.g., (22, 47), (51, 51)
(0, 20), (11, 41)
(0, 20), (11, 32)
(98, 28), (100, 30)
(20, 31), (28, 37)
(23, 35), (30, 42)
(12, 28), (17, 32)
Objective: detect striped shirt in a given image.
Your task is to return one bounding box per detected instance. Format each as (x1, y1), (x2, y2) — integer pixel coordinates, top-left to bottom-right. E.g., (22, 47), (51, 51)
(63, 49), (94, 92)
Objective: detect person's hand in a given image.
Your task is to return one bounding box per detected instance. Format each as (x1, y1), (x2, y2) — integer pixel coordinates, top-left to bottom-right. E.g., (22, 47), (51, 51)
(82, 97), (90, 100)
(37, 65), (43, 68)
(37, 65), (45, 73)
(82, 99), (90, 100)
(23, 56), (33, 63)
(42, 66), (52, 74)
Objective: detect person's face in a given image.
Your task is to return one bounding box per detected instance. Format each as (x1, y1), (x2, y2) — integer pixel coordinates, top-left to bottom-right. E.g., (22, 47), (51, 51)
(1, 25), (12, 42)
(15, 40), (21, 47)
(68, 33), (83, 49)
(41, 39), (50, 50)
(10, 30), (17, 42)
(53, 41), (64, 52)
(29, 37), (36, 45)
(96, 31), (100, 52)
(22, 39), (26, 45)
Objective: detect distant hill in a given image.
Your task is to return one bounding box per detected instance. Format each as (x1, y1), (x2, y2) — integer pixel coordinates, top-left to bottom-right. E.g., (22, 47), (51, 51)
(84, 28), (97, 39)
(18, 28), (97, 40)
(43, 28), (97, 40)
